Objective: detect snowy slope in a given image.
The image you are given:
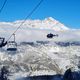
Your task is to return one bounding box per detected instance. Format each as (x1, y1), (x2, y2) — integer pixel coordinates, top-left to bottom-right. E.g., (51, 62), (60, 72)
(0, 44), (80, 80)
(0, 17), (69, 31)
(0, 17), (80, 80)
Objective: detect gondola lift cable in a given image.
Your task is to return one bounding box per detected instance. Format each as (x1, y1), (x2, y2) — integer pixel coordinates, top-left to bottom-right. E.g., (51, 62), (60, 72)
(0, 0), (8, 31)
(0, 0), (8, 48)
(0, 0), (7, 14)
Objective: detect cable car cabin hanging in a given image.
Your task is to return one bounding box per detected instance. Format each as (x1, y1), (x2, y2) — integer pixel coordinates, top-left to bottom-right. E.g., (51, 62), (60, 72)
(7, 34), (17, 51)
(7, 41), (17, 51)
(0, 37), (7, 47)
(47, 33), (58, 38)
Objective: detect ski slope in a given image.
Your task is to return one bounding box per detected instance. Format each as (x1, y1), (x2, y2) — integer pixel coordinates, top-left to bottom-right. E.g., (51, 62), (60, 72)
(0, 43), (80, 79)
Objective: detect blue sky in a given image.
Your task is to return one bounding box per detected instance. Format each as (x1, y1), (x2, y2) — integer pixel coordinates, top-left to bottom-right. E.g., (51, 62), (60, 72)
(0, 0), (80, 29)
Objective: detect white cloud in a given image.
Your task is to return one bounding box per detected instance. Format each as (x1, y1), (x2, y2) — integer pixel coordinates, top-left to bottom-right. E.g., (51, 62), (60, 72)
(0, 17), (80, 42)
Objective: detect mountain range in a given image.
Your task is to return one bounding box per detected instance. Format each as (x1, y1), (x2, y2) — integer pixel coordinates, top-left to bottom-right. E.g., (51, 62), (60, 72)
(0, 17), (69, 31)
(0, 17), (80, 80)
(0, 17), (80, 42)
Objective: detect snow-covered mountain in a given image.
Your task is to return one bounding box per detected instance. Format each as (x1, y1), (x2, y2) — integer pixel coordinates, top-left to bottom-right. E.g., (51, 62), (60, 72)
(0, 17), (69, 31)
(0, 17), (77, 42)
(0, 17), (80, 80)
(0, 17), (80, 42)
(12, 17), (69, 31)
(0, 43), (80, 80)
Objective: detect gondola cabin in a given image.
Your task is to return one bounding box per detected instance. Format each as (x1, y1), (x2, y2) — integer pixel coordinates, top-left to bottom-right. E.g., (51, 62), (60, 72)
(7, 41), (17, 51)
(7, 34), (17, 51)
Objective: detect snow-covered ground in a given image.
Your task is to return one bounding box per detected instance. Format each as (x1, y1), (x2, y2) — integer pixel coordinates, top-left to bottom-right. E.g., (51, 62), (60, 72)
(0, 43), (80, 80)
(0, 17), (80, 80)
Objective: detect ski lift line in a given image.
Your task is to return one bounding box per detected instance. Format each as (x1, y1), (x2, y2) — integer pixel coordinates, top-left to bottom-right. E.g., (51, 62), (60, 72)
(0, 0), (8, 31)
(7, 0), (44, 41)
(0, 0), (7, 14)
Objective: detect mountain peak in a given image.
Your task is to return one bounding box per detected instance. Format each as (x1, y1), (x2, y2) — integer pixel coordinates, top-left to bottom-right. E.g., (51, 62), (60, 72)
(44, 17), (57, 22)
(45, 17), (55, 21)
(42, 17), (69, 31)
